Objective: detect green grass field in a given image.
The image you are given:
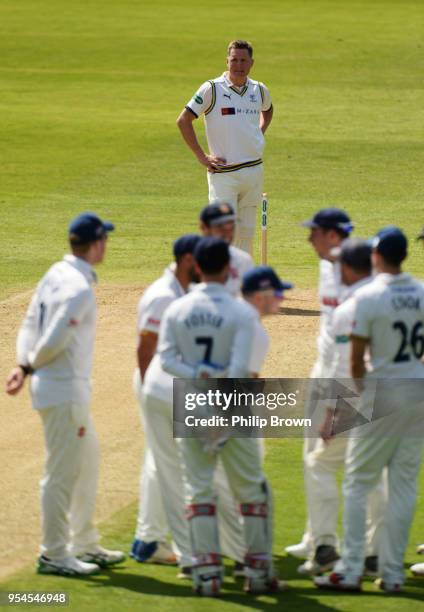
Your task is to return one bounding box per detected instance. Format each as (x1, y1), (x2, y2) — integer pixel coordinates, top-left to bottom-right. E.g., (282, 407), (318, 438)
(1, 0), (424, 610)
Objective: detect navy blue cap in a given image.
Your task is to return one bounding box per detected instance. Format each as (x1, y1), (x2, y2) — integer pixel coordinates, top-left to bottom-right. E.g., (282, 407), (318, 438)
(301, 207), (353, 234)
(69, 212), (114, 244)
(242, 266), (293, 295)
(173, 234), (202, 258)
(200, 201), (236, 226)
(193, 237), (230, 273)
(372, 226), (407, 263)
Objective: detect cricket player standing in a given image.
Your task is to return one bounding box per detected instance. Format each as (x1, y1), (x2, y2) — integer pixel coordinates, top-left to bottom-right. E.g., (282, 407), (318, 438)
(177, 40), (273, 255)
(5, 213), (125, 576)
(131, 234), (201, 566)
(315, 227), (424, 593)
(301, 239), (385, 576)
(286, 208), (354, 562)
(159, 238), (285, 596)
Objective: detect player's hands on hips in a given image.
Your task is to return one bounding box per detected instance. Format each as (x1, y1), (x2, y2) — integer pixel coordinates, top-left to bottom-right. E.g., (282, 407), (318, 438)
(5, 367), (25, 395)
(198, 153), (226, 173)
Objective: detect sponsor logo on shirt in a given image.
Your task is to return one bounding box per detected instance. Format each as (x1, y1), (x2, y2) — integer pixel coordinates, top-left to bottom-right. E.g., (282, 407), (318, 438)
(147, 317), (161, 327)
(77, 426), (86, 437)
(322, 297), (339, 307)
(68, 319), (79, 326)
(223, 93), (232, 100)
(193, 94), (203, 104)
(221, 107), (236, 115)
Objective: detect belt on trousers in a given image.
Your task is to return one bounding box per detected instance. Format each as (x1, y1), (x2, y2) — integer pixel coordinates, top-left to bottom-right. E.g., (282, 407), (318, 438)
(213, 158), (263, 173)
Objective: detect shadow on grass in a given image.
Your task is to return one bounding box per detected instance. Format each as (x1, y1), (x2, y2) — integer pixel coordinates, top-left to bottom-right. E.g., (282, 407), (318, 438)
(68, 556), (424, 611)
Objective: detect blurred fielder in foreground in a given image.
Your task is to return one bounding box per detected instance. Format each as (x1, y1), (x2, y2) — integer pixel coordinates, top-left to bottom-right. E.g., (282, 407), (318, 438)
(5, 213), (125, 577)
(315, 227), (424, 593)
(159, 237), (287, 596)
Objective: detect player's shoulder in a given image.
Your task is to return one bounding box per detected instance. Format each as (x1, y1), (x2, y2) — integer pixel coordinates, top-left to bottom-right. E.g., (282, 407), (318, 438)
(234, 296), (259, 321)
(229, 245), (254, 265)
(49, 260), (92, 296)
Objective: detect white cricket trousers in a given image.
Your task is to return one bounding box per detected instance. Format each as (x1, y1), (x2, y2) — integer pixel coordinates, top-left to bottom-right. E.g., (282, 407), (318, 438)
(336, 387), (424, 585)
(178, 436), (273, 574)
(304, 436), (385, 554)
(133, 373), (168, 543)
(208, 164), (263, 255)
(139, 389), (246, 567)
(39, 402), (100, 559)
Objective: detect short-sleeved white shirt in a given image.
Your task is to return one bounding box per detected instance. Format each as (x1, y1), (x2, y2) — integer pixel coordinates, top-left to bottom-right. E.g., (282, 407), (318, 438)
(186, 73), (272, 168)
(351, 272), (424, 379)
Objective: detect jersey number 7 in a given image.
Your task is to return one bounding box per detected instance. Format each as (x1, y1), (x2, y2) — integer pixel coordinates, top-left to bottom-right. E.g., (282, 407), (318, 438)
(196, 336), (214, 363)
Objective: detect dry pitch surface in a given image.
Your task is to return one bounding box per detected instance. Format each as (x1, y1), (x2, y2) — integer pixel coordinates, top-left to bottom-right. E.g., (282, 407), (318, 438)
(0, 285), (319, 580)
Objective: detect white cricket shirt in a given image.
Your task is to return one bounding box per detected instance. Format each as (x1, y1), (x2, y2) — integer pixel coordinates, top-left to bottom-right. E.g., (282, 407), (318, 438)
(316, 258), (347, 373)
(227, 245), (254, 296)
(159, 282), (256, 378)
(16, 254), (97, 409)
(352, 272), (424, 379)
(138, 266), (185, 403)
(329, 277), (372, 378)
(186, 73), (272, 169)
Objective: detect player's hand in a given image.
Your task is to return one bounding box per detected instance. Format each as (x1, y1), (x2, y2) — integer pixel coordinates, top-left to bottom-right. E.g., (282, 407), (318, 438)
(319, 410), (336, 444)
(198, 154), (226, 173)
(5, 367), (25, 395)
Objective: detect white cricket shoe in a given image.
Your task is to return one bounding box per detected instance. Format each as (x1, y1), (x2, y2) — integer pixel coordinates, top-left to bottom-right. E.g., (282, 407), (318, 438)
(417, 544), (424, 555)
(77, 545), (126, 568)
(314, 572), (361, 592)
(37, 555), (100, 576)
(285, 541), (312, 559)
(411, 562), (424, 576)
(150, 541), (178, 565)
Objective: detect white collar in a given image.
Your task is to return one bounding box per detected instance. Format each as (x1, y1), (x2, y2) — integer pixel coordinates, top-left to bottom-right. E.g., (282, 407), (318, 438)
(64, 254), (97, 284)
(343, 276), (372, 300)
(222, 72), (249, 90)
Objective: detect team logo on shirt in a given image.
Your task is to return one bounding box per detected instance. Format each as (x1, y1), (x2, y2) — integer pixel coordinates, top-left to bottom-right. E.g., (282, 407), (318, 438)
(249, 94), (257, 103)
(68, 318), (79, 326)
(77, 426), (86, 437)
(193, 94), (203, 104)
(221, 107), (236, 115)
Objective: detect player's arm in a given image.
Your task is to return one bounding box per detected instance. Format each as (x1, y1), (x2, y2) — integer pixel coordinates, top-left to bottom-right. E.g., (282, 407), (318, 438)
(137, 331), (158, 382)
(176, 82), (226, 172)
(259, 83), (273, 134)
(159, 309), (196, 378)
(260, 105), (273, 134)
(350, 335), (368, 380)
(6, 290), (40, 395)
(27, 289), (92, 370)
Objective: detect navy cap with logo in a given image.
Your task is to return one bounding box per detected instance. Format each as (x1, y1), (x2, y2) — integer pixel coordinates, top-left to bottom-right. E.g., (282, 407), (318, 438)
(338, 238), (372, 271)
(242, 266), (293, 296)
(301, 207), (354, 234)
(69, 212), (114, 245)
(193, 237), (230, 273)
(173, 234), (202, 258)
(200, 201), (236, 226)
(372, 226), (408, 263)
